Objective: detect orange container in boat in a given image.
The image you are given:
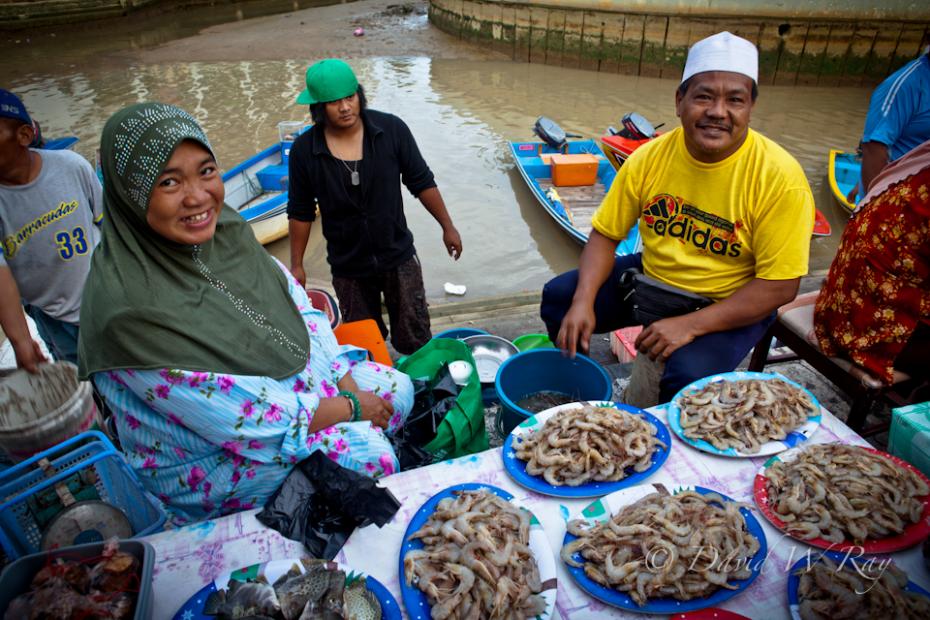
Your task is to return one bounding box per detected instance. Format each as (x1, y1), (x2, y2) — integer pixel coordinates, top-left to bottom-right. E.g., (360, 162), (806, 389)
(550, 153), (599, 187)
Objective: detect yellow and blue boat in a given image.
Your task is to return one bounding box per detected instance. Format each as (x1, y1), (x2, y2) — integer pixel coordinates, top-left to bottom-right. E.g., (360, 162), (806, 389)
(829, 149), (860, 213)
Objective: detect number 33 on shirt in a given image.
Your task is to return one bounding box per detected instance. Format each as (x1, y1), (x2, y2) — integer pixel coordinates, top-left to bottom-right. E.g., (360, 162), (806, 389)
(55, 226), (90, 260)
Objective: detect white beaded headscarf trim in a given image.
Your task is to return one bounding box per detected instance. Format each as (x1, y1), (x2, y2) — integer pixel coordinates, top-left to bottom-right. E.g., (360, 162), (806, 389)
(111, 103), (213, 210)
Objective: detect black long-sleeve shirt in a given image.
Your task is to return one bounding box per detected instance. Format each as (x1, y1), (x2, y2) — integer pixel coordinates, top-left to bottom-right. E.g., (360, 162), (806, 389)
(287, 109), (437, 278)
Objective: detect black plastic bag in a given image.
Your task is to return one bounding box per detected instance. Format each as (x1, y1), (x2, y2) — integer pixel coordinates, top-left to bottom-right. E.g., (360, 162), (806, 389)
(256, 451), (400, 560)
(388, 363), (461, 470)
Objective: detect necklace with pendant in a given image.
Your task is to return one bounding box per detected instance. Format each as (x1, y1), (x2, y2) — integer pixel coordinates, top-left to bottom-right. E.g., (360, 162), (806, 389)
(338, 158), (360, 186)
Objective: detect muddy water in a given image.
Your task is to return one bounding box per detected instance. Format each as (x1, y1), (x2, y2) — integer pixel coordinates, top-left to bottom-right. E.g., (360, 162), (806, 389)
(3, 55), (869, 301)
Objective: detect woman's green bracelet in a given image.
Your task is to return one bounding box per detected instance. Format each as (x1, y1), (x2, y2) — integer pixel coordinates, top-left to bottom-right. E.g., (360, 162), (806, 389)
(338, 390), (362, 422)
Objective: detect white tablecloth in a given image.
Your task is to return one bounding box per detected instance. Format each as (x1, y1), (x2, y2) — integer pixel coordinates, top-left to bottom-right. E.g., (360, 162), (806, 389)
(144, 405), (930, 619)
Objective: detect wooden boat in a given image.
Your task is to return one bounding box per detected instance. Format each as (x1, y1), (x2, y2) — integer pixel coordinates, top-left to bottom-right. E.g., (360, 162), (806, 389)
(829, 149), (859, 213)
(223, 122), (306, 245)
(510, 135), (641, 257)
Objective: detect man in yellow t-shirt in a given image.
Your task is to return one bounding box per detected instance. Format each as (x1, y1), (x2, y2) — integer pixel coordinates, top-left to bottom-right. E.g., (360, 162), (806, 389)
(541, 31), (814, 403)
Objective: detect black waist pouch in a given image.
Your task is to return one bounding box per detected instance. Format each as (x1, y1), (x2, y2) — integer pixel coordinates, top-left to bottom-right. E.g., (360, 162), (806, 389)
(620, 269), (713, 326)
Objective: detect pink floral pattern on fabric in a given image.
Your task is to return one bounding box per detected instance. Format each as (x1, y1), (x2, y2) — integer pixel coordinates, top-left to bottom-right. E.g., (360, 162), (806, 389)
(188, 372), (209, 388)
(264, 403), (283, 423)
(92, 259), (413, 524)
(379, 454), (396, 476)
(217, 376), (235, 395)
(159, 369), (185, 385)
(107, 371), (127, 387)
(319, 380), (338, 398)
(187, 466), (207, 492)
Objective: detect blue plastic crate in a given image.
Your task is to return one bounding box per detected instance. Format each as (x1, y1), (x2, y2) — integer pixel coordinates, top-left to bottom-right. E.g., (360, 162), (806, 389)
(0, 540), (155, 619)
(0, 431), (166, 559)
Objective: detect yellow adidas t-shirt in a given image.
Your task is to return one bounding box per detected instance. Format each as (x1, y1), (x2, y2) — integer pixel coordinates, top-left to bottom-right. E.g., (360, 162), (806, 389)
(592, 127), (814, 300)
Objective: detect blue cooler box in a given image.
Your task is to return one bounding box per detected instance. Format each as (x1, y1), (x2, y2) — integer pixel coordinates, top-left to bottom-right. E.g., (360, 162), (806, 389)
(888, 401), (930, 478)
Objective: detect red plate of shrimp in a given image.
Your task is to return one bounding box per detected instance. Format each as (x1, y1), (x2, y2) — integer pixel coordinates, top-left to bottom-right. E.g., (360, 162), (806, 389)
(754, 442), (930, 553)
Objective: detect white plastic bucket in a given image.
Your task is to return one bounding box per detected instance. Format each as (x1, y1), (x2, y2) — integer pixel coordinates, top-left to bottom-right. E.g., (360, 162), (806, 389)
(0, 362), (98, 462)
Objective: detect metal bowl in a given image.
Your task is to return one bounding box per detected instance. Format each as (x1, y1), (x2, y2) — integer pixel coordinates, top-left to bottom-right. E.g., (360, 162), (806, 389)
(462, 335), (519, 383)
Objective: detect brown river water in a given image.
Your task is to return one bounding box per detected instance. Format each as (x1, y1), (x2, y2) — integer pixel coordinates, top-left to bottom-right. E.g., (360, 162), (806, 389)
(2, 14), (872, 302)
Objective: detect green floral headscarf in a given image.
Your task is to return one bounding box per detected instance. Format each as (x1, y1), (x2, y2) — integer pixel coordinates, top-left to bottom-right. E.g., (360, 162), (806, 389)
(78, 103), (309, 380)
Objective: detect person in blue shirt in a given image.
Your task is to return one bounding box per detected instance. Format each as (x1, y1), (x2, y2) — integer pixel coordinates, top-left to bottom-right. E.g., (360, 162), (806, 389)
(852, 49), (930, 202)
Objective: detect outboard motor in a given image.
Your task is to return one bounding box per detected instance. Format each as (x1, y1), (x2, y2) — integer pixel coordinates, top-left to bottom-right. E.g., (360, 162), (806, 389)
(608, 112), (663, 139)
(533, 116), (568, 150)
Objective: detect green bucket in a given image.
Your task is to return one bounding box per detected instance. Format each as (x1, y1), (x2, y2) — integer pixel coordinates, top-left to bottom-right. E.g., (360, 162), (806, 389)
(512, 333), (555, 352)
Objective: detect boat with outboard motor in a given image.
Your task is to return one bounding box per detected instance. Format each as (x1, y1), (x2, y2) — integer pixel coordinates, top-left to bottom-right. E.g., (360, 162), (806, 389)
(510, 116), (642, 257)
(599, 112), (663, 169)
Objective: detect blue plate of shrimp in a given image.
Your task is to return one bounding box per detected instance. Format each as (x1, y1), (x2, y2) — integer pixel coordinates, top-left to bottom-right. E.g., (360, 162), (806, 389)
(561, 483), (767, 614)
(502, 401), (671, 498)
(786, 553), (930, 619)
(398, 483), (557, 619)
(667, 371), (822, 458)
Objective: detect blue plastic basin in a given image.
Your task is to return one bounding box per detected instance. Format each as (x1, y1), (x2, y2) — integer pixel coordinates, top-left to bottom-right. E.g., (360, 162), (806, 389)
(495, 349), (613, 436)
(433, 327), (489, 340)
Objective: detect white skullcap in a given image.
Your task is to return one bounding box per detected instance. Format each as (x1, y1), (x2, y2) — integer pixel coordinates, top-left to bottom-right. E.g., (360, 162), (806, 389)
(681, 31), (758, 85)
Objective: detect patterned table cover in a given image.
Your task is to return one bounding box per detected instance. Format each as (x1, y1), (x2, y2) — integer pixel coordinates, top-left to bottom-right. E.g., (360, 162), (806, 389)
(146, 404), (930, 619)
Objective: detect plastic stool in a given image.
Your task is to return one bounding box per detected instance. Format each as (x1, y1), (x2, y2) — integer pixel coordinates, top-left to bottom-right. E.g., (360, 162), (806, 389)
(334, 320), (393, 367)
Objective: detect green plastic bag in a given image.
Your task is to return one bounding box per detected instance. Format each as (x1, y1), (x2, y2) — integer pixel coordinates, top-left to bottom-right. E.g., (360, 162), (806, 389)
(396, 338), (489, 461)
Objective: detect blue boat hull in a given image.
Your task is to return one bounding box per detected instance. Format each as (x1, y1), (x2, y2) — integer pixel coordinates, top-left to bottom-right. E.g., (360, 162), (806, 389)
(829, 150), (860, 213)
(510, 139), (641, 257)
(41, 136), (79, 150)
(222, 142), (289, 223)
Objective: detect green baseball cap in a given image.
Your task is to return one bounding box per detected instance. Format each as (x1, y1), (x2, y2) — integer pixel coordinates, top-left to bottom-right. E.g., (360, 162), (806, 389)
(296, 59), (359, 105)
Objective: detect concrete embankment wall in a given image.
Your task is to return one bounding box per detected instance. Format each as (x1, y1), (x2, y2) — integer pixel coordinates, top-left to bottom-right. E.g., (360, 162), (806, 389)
(0, 0), (160, 29)
(429, 0), (930, 85)
(0, 0), (306, 30)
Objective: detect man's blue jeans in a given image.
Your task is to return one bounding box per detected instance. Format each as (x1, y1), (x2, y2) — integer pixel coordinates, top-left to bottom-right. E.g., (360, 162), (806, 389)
(540, 254), (775, 403)
(24, 305), (79, 365)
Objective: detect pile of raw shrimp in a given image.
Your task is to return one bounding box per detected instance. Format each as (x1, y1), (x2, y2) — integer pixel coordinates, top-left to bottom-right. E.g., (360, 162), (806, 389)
(514, 405), (666, 486)
(677, 377), (818, 453)
(766, 443), (930, 543)
(561, 490), (759, 606)
(796, 557), (930, 619)
(403, 490), (546, 620)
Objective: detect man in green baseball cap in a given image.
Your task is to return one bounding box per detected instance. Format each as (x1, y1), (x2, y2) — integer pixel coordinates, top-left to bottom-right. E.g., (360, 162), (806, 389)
(295, 58), (359, 105)
(287, 59), (463, 355)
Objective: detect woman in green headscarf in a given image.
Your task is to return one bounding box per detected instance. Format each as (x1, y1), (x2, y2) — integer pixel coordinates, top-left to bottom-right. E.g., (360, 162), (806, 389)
(79, 103), (413, 523)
